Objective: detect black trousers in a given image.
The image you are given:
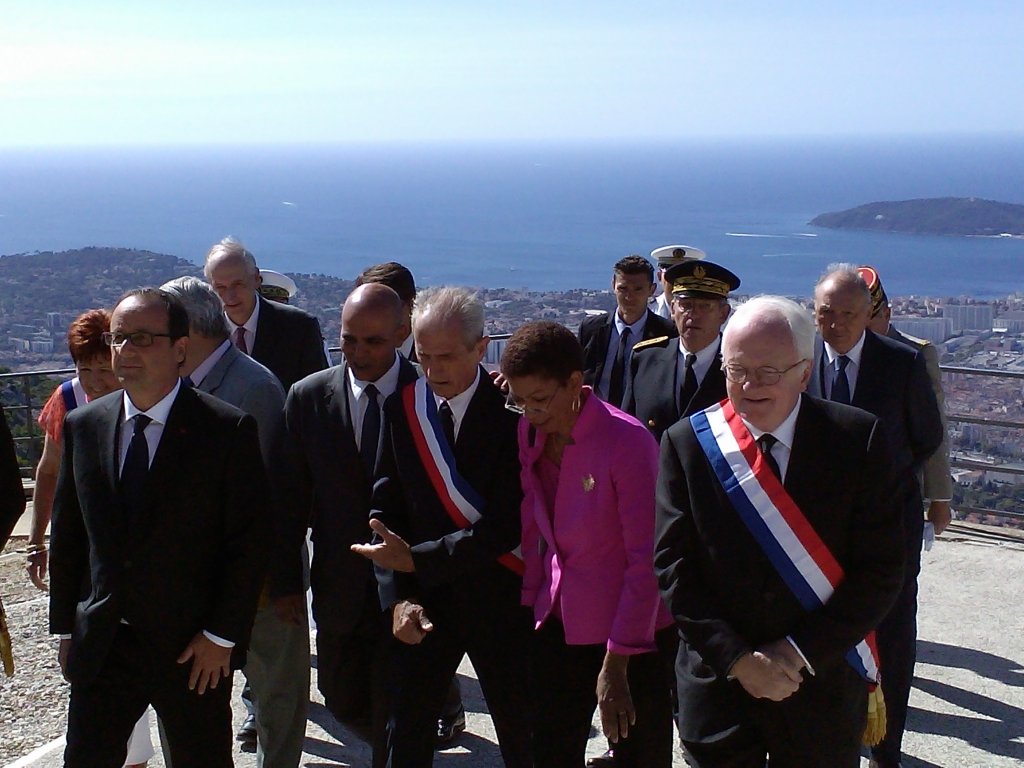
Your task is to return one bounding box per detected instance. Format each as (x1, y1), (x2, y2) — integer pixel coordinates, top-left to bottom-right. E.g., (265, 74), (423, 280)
(64, 625), (233, 768)
(870, 562), (920, 766)
(383, 584), (532, 768)
(529, 618), (673, 768)
(680, 663), (866, 768)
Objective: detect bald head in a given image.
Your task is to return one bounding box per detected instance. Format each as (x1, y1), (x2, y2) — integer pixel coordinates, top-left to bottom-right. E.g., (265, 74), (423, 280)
(340, 283), (406, 382)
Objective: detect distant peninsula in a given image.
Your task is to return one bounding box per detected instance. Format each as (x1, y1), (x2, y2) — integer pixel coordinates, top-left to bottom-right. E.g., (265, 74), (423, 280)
(809, 197), (1024, 237)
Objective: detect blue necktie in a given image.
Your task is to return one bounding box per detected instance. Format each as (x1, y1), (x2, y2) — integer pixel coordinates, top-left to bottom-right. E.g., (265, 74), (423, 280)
(608, 327), (631, 408)
(121, 414), (152, 515)
(831, 355), (851, 405)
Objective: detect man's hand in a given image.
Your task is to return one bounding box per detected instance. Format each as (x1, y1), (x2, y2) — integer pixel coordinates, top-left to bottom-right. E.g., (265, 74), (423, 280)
(596, 651), (635, 743)
(351, 519), (415, 573)
(391, 600), (433, 645)
(759, 638), (806, 679)
(489, 370), (510, 394)
(927, 500), (952, 535)
(176, 633), (232, 695)
(271, 594), (306, 626)
(729, 649), (802, 701)
(26, 548), (49, 592)
(57, 638), (71, 680)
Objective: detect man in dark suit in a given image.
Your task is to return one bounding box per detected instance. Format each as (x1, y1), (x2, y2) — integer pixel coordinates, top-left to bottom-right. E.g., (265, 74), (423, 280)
(579, 254), (676, 408)
(283, 283), (416, 766)
(49, 288), (270, 767)
(809, 265), (943, 768)
(655, 295), (905, 767)
(204, 236), (329, 392)
(626, 259), (739, 443)
(0, 403), (24, 549)
(352, 286), (531, 768)
(162, 276), (307, 768)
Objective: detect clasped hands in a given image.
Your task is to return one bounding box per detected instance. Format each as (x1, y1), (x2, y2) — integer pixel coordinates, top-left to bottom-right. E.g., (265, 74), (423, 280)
(730, 638), (805, 702)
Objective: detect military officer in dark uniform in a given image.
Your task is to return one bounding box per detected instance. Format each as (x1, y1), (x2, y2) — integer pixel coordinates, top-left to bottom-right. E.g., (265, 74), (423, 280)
(625, 260), (740, 443)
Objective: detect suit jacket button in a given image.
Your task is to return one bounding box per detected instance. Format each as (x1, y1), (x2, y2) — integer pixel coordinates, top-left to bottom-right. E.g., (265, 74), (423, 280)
(648, 419), (656, 427)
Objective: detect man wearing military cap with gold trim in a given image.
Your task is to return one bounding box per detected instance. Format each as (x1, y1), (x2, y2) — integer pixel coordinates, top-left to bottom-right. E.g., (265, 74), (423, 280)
(649, 245), (707, 320)
(625, 259), (740, 444)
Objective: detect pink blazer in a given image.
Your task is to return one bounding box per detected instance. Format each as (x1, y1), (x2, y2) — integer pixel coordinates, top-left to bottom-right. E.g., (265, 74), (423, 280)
(518, 389), (671, 655)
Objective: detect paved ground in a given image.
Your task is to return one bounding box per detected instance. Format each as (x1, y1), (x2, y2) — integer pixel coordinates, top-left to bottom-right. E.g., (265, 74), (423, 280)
(5, 521), (1024, 767)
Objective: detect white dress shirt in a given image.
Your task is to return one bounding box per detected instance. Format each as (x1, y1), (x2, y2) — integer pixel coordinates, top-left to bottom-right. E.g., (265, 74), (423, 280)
(348, 353), (402, 450)
(822, 331), (866, 401)
(433, 368), (481, 442)
(678, 336), (721, 391)
(224, 293), (260, 353)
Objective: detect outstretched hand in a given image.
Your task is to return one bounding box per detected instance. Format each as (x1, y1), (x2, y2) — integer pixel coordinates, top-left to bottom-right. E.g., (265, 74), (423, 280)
(350, 519), (415, 573)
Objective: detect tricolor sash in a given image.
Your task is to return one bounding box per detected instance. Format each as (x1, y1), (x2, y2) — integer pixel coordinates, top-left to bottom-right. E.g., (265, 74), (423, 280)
(690, 398), (880, 684)
(60, 377), (89, 413)
(402, 378), (524, 576)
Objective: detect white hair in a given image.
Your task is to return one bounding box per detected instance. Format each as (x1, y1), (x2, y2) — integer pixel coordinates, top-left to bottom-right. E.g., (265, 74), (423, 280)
(161, 276), (230, 341)
(412, 286), (484, 348)
(203, 236), (259, 279)
(725, 295), (816, 361)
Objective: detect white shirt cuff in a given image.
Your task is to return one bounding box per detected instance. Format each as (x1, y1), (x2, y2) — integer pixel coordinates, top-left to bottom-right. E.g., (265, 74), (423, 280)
(203, 631), (235, 648)
(786, 635), (815, 676)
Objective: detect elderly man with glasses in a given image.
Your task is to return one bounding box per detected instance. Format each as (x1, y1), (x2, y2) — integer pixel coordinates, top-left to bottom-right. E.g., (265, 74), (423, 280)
(655, 295), (905, 768)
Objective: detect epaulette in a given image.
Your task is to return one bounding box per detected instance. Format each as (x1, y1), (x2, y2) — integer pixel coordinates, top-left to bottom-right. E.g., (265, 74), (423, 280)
(632, 335), (671, 352)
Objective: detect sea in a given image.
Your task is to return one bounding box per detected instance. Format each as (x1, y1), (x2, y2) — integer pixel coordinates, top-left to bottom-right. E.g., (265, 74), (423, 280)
(1, 135), (1023, 298)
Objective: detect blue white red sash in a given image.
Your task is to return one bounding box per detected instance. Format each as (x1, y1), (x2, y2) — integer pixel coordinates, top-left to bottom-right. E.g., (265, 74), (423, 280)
(60, 378), (89, 413)
(402, 378), (524, 576)
(690, 399), (880, 684)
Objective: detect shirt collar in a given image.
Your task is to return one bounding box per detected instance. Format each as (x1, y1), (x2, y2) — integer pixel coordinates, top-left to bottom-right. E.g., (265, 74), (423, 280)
(348, 353), (402, 400)
(743, 396), (802, 452)
(679, 335), (720, 365)
(188, 338), (232, 388)
(433, 367), (481, 425)
(614, 310), (648, 336)
(122, 379), (181, 426)
(823, 330), (866, 368)
(225, 294), (261, 334)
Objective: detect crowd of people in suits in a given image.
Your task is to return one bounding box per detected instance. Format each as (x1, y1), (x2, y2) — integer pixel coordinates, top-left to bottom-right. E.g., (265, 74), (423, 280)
(4, 235), (950, 768)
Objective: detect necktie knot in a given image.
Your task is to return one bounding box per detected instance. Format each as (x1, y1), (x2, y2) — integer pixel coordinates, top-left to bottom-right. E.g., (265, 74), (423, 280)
(364, 383), (379, 401)
(132, 414), (152, 436)
(836, 354), (850, 373)
(685, 353), (696, 368)
(757, 433), (781, 480)
(439, 401), (456, 448)
(233, 326), (249, 355)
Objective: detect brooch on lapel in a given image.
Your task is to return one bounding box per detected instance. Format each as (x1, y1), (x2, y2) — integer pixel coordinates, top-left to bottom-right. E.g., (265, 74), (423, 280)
(582, 474), (595, 492)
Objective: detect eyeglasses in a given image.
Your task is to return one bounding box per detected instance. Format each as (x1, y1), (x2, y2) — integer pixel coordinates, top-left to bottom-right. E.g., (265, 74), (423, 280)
(102, 331), (175, 349)
(505, 385), (562, 415)
(722, 360), (807, 385)
(673, 298), (724, 315)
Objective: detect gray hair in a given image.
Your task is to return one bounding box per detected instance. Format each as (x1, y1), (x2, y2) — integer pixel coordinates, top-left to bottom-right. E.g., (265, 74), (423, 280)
(725, 295), (816, 361)
(203, 236), (259, 279)
(412, 286), (485, 348)
(815, 262), (871, 308)
(160, 276), (230, 341)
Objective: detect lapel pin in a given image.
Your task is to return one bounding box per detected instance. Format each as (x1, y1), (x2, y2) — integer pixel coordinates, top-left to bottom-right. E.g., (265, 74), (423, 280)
(582, 474), (595, 492)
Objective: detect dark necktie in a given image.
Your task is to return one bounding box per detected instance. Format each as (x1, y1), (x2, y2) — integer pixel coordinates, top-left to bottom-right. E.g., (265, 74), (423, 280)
(757, 433), (782, 481)
(607, 326), (631, 408)
(360, 384), (381, 473)
(121, 414), (152, 514)
(233, 326), (249, 355)
(831, 354), (851, 405)
(181, 375), (195, 388)
(678, 352), (698, 412)
(439, 401), (456, 450)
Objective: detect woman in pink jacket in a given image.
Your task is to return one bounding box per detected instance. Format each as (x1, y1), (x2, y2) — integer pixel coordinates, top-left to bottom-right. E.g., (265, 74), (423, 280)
(500, 321), (674, 768)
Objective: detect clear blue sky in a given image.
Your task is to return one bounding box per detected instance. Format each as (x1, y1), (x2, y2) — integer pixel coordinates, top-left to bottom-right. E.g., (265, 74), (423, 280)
(2, 1), (1022, 146)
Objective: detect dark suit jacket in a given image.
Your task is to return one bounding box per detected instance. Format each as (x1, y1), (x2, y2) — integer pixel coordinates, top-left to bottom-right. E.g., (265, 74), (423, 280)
(0, 404), (25, 549)
(251, 294), (329, 392)
(371, 369), (523, 613)
(808, 331), (943, 561)
(654, 395), (904, 743)
(624, 337), (727, 443)
(578, 309), (677, 392)
(48, 387), (271, 685)
(283, 357), (418, 635)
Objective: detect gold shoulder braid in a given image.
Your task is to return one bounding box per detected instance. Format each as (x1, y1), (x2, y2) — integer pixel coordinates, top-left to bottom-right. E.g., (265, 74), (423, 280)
(632, 335), (670, 352)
